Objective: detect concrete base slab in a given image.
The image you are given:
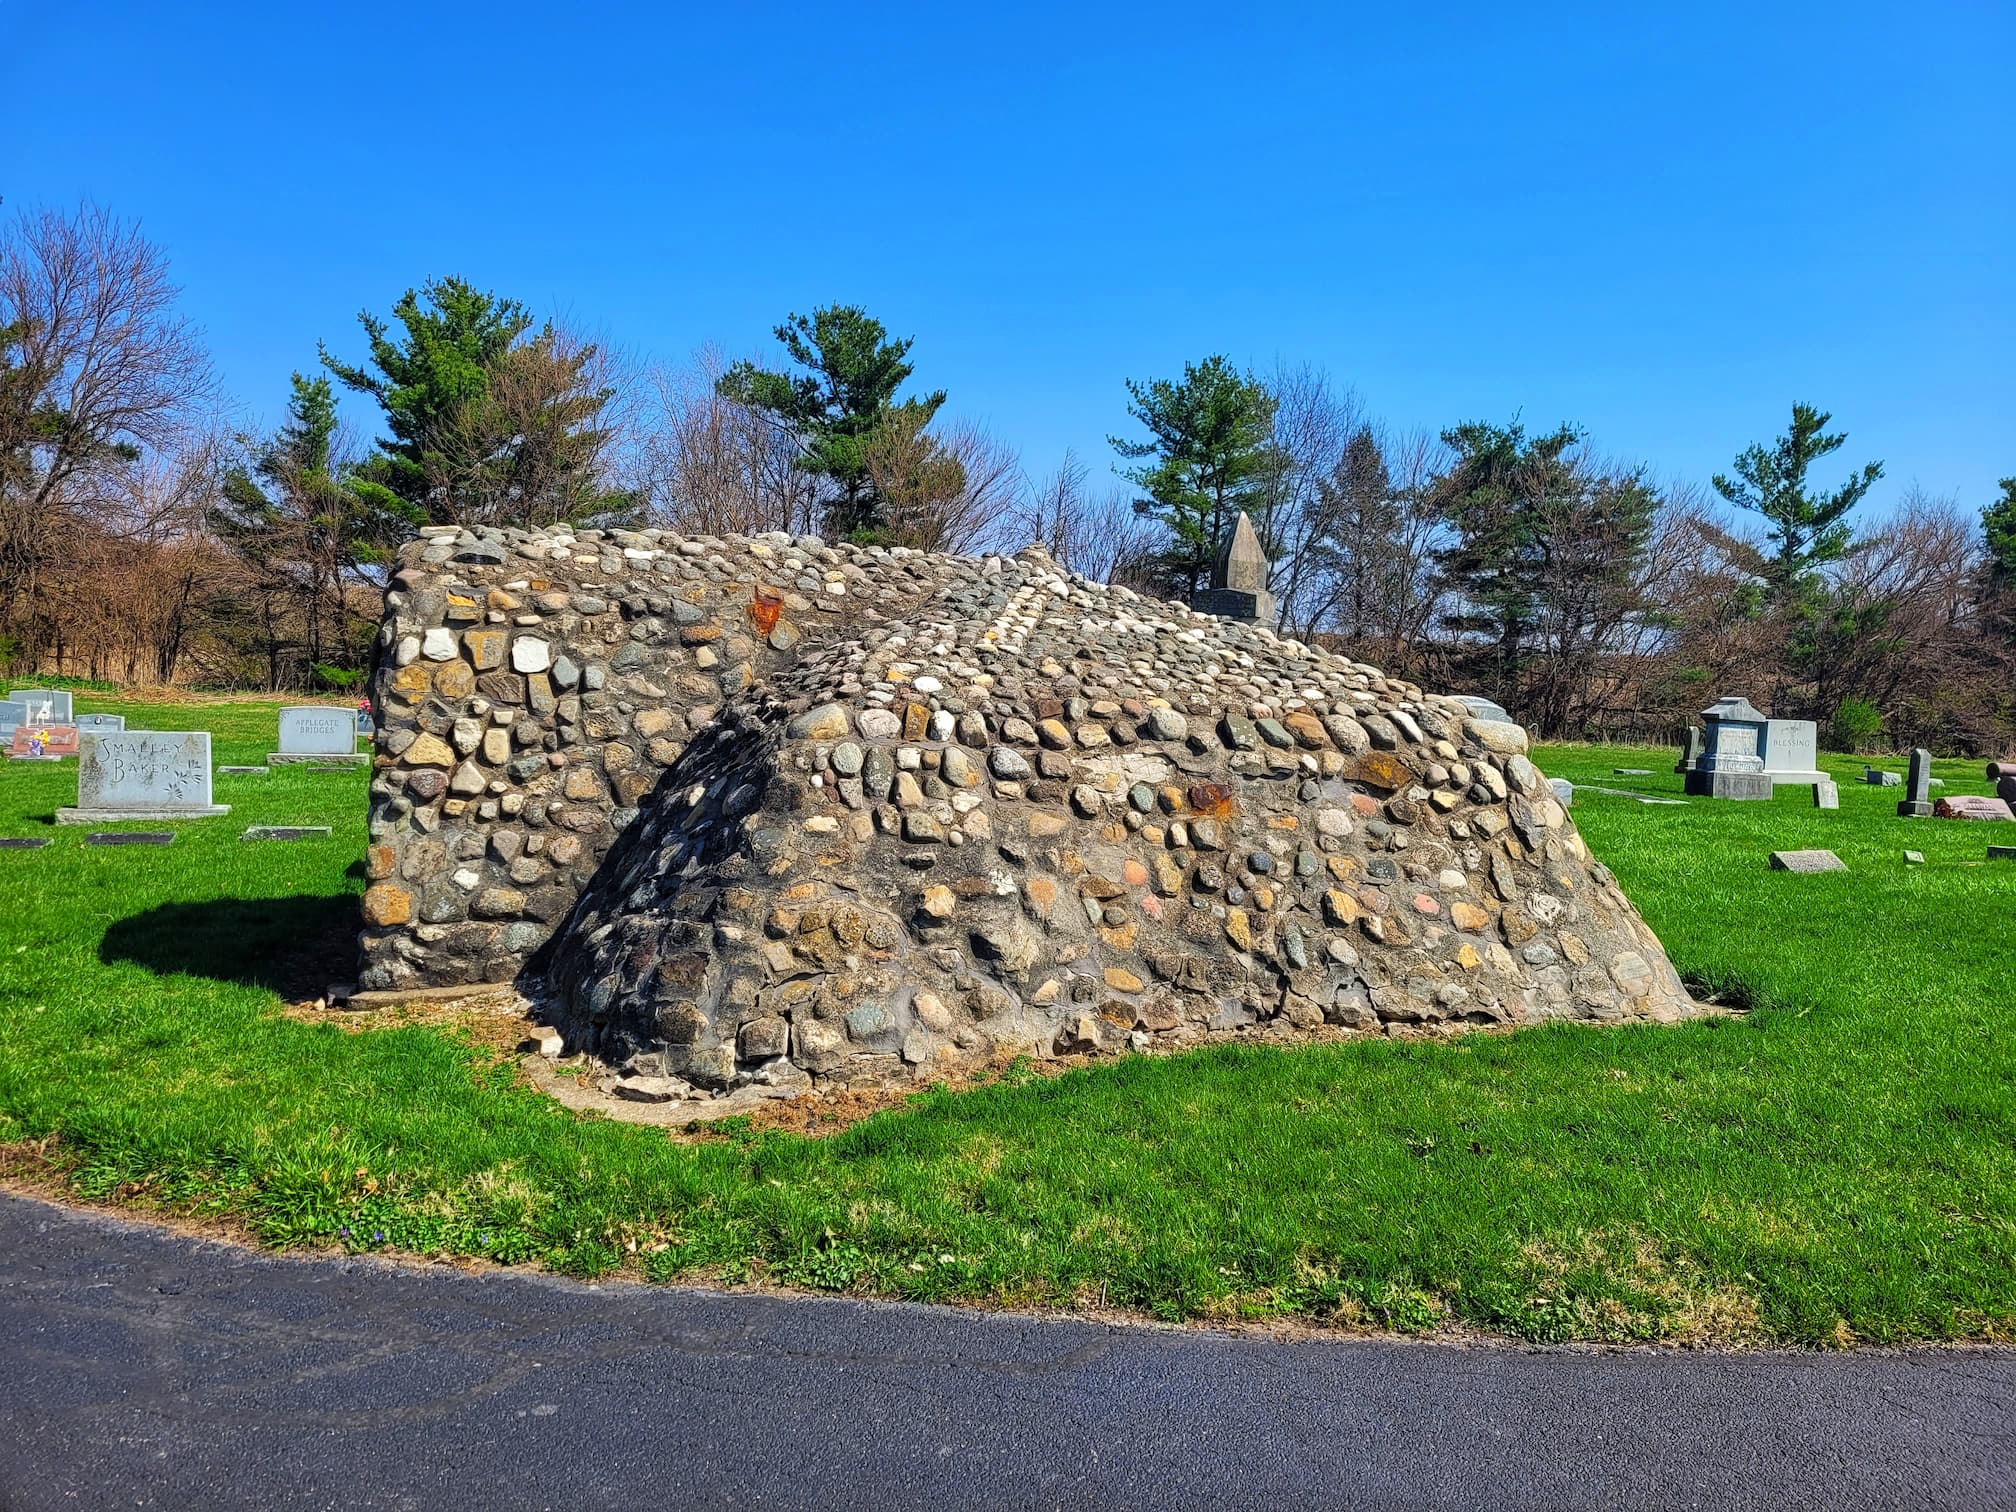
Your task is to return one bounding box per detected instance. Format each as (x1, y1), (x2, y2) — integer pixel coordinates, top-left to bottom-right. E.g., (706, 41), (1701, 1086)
(56, 805), (230, 824)
(267, 752), (368, 766)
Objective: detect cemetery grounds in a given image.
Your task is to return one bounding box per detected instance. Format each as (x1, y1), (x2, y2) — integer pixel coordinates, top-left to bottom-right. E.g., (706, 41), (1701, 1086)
(0, 695), (2011, 1347)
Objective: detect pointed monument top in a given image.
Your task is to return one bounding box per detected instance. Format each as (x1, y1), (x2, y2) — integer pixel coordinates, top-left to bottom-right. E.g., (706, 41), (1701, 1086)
(1213, 512), (1269, 594)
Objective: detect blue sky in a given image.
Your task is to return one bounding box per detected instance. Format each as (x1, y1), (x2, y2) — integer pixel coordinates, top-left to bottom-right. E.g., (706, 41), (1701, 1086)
(4, 1), (2010, 513)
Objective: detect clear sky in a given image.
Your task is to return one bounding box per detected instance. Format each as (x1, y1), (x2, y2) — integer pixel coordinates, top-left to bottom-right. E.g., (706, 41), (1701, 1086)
(4, 1), (2010, 514)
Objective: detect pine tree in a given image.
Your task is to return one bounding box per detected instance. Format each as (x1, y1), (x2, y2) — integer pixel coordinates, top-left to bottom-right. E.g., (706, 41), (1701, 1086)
(1109, 356), (1276, 598)
(1712, 403), (1883, 594)
(718, 306), (947, 542)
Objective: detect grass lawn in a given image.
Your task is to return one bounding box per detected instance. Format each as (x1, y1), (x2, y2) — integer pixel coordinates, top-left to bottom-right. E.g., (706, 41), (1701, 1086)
(2, 696), (2013, 1345)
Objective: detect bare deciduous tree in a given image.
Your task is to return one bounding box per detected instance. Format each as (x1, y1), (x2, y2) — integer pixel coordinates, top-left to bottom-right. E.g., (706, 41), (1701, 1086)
(0, 203), (214, 665)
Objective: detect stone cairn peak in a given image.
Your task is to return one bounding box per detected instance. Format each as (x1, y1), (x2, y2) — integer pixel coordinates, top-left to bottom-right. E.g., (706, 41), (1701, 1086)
(363, 522), (1698, 1100)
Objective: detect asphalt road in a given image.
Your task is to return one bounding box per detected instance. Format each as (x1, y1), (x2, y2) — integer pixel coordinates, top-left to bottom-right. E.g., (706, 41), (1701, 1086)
(1, 1192), (2011, 1511)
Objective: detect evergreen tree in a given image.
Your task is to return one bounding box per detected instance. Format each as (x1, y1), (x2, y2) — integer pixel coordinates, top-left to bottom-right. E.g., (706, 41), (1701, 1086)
(1982, 476), (2016, 594)
(211, 375), (395, 688)
(718, 305), (945, 541)
(1712, 403), (1883, 594)
(1109, 356), (1276, 598)
(321, 276), (625, 528)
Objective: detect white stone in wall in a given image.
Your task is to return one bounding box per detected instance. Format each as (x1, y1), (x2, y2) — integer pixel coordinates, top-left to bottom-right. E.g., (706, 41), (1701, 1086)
(512, 638), (551, 673)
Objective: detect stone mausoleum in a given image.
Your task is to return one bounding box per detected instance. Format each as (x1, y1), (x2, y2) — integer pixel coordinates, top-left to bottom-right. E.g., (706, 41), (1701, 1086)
(361, 524), (1699, 1098)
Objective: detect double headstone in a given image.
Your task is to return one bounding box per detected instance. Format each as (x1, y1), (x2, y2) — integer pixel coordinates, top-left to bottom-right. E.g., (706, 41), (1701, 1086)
(8, 689), (72, 724)
(1897, 748), (1934, 818)
(56, 730), (229, 823)
(269, 705), (369, 766)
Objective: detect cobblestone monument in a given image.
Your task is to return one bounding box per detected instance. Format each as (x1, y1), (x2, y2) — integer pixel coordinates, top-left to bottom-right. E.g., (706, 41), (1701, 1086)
(361, 525), (1701, 1097)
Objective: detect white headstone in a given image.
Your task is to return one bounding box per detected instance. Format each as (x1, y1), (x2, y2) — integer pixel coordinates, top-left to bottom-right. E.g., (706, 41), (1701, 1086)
(277, 706), (360, 755)
(57, 730), (229, 822)
(1759, 719), (1825, 785)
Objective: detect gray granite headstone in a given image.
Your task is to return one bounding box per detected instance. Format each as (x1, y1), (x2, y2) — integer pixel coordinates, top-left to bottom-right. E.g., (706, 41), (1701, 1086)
(0, 699), (26, 739)
(1674, 725), (1704, 774)
(1897, 747), (1934, 818)
(8, 689), (71, 724)
(73, 713), (126, 736)
(1548, 777), (1574, 807)
(1769, 849), (1846, 873)
(1812, 779), (1839, 810)
(57, 731), (229, 823)
(1684, 697), (1773, 800)
(1456, 695), (1512, 725)
(271, 705), (367, 764)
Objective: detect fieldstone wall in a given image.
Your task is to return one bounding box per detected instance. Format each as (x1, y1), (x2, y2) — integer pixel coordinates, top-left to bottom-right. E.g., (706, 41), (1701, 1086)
(364, 524), (1699, 1093)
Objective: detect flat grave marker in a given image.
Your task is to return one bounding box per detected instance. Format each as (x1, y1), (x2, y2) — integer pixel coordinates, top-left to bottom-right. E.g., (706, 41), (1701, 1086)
(218, 765), (270, 775)
(1769, 849), (1847, 873)
(0, 837), (50, 850)
(1988, 846), (2016, 861)
(85, 832), (175, 846)
(241, 825), (333, 841)
(1935, 795), (2015, 822)
(270, 706), (369, 766)
(1903, 850), (1926, 865)
(57, 730), (229, 824)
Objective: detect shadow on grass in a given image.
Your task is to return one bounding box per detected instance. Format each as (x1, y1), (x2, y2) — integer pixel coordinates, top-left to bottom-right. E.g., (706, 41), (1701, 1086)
(101, 893), (359, 1000)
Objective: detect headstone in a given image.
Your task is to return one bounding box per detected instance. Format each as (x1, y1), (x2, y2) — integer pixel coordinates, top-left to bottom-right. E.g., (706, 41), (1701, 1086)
(1769, 849), (1846, 873)
(270, 705), (369, 765)
(1455, 695), (1512, 724)
(1934, 795), (2014, 822)
(85, 832), (175, 845)
(356, 707), (374, 737)
(1191, 513), (1277, 626)
(0, 837), (49, 850)
(1897, 748), (1934, 818)
(1864, 766), (1902, 787)
(1674, 726), (1704, 774)
(9, 724), (79, 760)
(241, 825), (332, 841)
(1759, 719), (1826, 785)
(1683, 697), (1773, 800)
(0, 699), (26, 740)
(73, 713), (126, 736)
(1812, 779), (1838, 810)
(8, 689), (72, 724)
(56, 731), (229, 823)
(1547, 777), (1574, 807)
(1902, 850), (1925, 865)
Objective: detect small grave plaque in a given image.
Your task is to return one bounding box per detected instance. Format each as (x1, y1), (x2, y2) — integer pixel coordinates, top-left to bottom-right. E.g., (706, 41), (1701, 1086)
(1988, 846), (2016, 861)
(218, 765), (270, 775)
(9, 724), (79, 760)
(0, 837), (49, 850)
(1935, 795), (2014, 822)
(7, 689), (72, 724)
(1864, 767), (1902, 787)
(85, 832), (175, 846)
(73, 713), (126, 736)
(241, 825), (332, 841)
(1614, 768), (1653, 776)
(1769, 849), (1846, 873)
(1812, 779), (1839, 810)
(1903, 850), (1925, 865)
(271, 705), (368, 765)
(57, 730), (229, 823)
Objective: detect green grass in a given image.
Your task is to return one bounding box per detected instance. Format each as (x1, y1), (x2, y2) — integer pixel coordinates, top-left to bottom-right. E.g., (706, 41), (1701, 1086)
(2, 698), (2013, 1344)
